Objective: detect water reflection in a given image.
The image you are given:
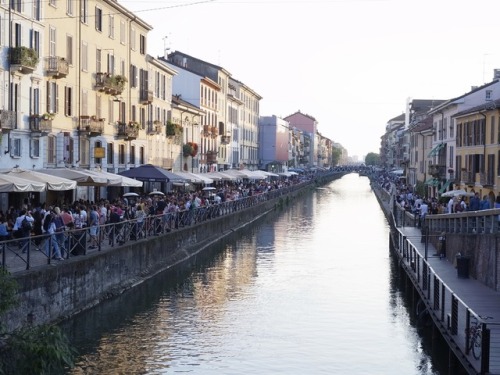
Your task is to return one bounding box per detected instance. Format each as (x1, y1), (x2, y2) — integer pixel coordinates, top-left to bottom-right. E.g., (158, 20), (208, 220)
(64, 174), (444, 374)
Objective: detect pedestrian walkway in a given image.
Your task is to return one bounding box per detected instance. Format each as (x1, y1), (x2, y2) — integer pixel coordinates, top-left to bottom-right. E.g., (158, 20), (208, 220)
(373, 183), (500, 374)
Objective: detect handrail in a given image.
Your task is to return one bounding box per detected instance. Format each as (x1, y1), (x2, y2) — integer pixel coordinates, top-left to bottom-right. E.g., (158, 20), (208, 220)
(0, 172), (341, 272)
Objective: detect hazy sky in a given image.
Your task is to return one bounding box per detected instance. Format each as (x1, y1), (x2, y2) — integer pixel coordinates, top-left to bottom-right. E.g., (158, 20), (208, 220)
(122, 0), (500, 158)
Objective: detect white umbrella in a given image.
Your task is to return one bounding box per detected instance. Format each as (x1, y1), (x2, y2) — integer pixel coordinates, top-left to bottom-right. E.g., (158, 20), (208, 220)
(3, 168), (77, 191)
(123, 192), (140, 197)
(85, 169), (143, 187)
(37, 168), (108, 186)
(441, 189), (474, 197)
(0, 174), (46, 192)
(202, 187), (216, 191)
(149, 190), (165, 196)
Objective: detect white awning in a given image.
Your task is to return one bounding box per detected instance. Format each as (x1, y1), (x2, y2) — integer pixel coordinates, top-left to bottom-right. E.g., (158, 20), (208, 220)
(2, 168), (77, 191)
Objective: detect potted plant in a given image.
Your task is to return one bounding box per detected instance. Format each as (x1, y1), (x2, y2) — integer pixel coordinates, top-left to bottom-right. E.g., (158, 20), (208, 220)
(189, 142), (198, 157)
(128, 121), (140, 130)
(183, 143), (193, 157)
(167, 121), (183, 136)
(42, 112), (55, 121)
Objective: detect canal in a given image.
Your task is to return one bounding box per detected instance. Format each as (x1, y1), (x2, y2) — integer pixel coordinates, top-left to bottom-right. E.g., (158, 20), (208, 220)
(61, 173), (448, 374)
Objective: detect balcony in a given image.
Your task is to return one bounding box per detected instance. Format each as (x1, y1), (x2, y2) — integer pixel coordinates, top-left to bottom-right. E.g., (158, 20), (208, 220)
(147, 121), (162, 135)
(45, 56), (69, 78)
(9, 46), (39, 74)
(479, 172), (494, 187)
(29, 115), (53, 134)
(139, 89), (153, 105)
(80, 116), (104, 136)
(0, 110), (16, 130)
(95, 73), (127, 95)
(117, 122), (139, 140)
(428, 164), (446, 178)
(203, 125), (211, 136)
(206, 151), (217, 164)
(221, 135), (231, 144)
(166, 121), (182, 137)
(210, 127), (218, 138)
(462, 171), (475, 185)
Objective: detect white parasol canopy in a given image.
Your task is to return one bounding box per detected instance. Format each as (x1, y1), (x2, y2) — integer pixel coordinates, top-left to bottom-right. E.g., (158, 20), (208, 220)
(2, 168), (77, 191)
(0, 173), (46, 192)
(441, 189), (474, 197)
(37, 168), (108, 185)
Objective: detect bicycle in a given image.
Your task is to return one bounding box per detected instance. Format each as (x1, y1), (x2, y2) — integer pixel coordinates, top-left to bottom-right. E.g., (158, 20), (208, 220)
(466, 315), (493, 360)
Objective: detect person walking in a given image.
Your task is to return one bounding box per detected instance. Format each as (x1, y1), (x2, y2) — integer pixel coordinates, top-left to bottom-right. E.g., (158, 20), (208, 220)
(43, 211), (63, 261)
(13, 210), (34, 253)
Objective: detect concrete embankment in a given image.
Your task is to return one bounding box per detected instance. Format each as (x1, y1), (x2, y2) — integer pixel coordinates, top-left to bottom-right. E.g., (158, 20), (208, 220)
(5, 174), (343, 332)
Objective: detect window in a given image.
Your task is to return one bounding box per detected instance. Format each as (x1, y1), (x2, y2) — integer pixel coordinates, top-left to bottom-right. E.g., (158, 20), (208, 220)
(81, 138), (89, 165)
(486, 90), (492, 101)
(491, 115), (496, 145)
(47, 136), (56, 164)
(120, 20), (126, 44)
(118, 144), (125, 164)
(30, 138), (40, 158)
(66, 0), (73, 15)
(14, 23), (21, 47)
(49, 27), (56, 56)
(64, 86), (72, 116)
(30, 30), (40, 56)
(130, 64), (137, 87)
(96, 48), (101, 72)
(11, 138), (21, 157)
(130, 145), (135, 164)
(11, 0), (21, 12)
(107, 142), (114, 164)
(95, 7), (102, 32)
(64, 136), (73, 164)
(66, 35), (73, 64)
(81, 41), (88, 71)
(81, 90), (88, 116)
(80, 0), (88, 23)
(46, 82), (58, 114)
(30, 87), (40, 115)
(139, 34), (146, 55)
(449, 146), (454, 169)
(33, 0), (40, 20)
(140, 146), (144, 165)
(130, 28), (136, 50)
(108, 14), (114, 39)
(107, 53), (114, 75)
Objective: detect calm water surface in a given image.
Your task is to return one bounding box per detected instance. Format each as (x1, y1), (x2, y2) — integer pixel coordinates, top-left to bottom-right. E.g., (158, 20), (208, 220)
(63, 174), (443, 374)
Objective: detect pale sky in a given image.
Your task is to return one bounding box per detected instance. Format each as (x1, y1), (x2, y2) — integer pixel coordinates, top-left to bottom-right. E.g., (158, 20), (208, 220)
(122, 0), (500, 158)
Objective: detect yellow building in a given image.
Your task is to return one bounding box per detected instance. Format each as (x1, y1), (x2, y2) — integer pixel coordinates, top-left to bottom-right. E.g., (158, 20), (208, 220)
(454, 99), (500, 202)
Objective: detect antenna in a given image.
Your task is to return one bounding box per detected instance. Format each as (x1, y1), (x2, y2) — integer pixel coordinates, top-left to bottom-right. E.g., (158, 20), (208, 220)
(163, 35), (171, 58)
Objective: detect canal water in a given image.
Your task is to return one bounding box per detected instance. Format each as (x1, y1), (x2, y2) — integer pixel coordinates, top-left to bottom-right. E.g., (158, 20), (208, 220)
(62, 173), (447, 374)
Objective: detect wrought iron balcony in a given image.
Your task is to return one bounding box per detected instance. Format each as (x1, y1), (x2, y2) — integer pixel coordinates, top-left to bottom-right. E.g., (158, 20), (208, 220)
(45, 56), (69, 78)
(0, 110), (16, 130)
(203, 125), (211, 136)
(221, 135), (231, 144)
(139, 89), (153, 105)
(462, 171), (475, 185)
(428, 164), (446, 178)
(9, 46), (39, 74)
(117, 122), (139, 140)
(479, 172), (494, 187)
(95, 72), (126, 95)
(29, 115), (52, 133)
(210, 127), (218, 138)
(147, 121), (162, 135)
(80, 116), (104, 136)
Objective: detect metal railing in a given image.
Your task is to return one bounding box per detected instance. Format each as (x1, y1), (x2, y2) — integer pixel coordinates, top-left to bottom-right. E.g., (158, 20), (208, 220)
(0, 178), (319, 272)
(394, 230), (500, 374)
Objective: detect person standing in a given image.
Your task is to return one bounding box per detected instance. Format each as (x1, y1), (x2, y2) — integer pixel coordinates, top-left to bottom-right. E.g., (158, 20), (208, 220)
(469, 192), (480, 211)
(13, 210), (34, 253)
(43, 212), (63, 260)
(480, 195), (491, 210)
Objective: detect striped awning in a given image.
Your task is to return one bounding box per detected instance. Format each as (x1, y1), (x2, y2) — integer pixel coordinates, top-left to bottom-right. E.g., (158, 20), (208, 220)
(438, 179), (452, 194)
(428, 143), (445, 157)
(424, 178), (439, 186)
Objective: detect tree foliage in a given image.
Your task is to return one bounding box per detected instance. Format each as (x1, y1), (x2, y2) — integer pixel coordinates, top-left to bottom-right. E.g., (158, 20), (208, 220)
(331, 148), (342, 166)
(0, 269), (76, 374)
(365, 152), (381, 166)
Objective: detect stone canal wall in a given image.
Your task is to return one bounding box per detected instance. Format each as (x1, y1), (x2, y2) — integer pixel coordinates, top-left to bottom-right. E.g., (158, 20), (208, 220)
(5, 174), (342, 332)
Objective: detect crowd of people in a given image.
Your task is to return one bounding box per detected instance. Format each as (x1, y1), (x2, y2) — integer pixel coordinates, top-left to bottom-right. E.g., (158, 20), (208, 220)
(0, 170), (331, 261)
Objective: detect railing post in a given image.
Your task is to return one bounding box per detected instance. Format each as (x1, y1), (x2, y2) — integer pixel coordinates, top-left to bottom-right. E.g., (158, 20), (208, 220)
(481, 325), (490, 374)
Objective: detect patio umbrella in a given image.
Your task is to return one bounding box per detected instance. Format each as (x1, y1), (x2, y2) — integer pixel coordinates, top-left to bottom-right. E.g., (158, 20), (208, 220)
(149, 190), (165, 196)
(0, 173), (46, 192)
(123, 192), (140, 197)
(119, 164), (187, 183)
(3, 168), (77, 190)
(37, 168), (108, 186)
(85, 169), (143, 187)
(441, 189), (474, 197)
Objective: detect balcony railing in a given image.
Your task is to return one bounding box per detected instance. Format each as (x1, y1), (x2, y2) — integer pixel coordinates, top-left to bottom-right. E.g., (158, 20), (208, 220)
(210, 127), (218, 138)
(29, 116), (52, 133)
(147, 122), (162, 135)
(206, 151), (217, 163)
(428, 164), (446, 178)
(221, 135), (231, 144)
(95, 73), (126, 95)
(80, 116), (104, 136)
(479, 172), (494, 187)
(117, 122), (139, 140)
(9, 46), (39, 74)
(0, 110), (16, 130)
(45, 56), (69, 78)
(139, 90), (153, 105)
(203, 125), (211, 136)
(462, 171), (475, 185)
